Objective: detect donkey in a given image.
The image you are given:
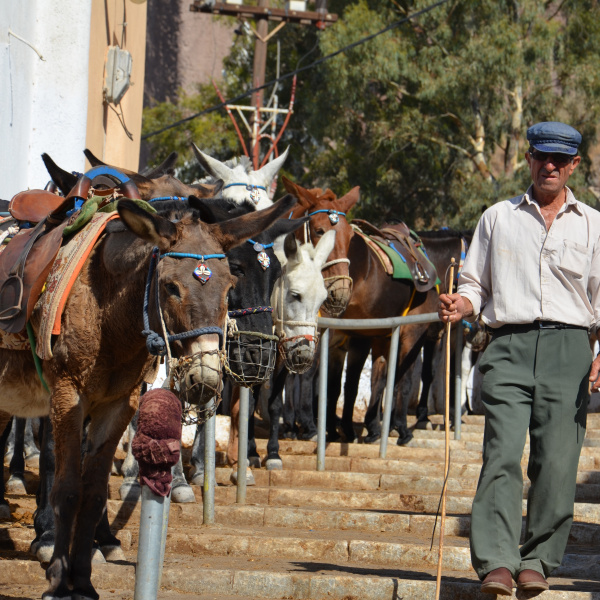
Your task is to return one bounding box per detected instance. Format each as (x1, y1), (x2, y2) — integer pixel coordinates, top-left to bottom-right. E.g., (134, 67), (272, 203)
(192, 145), (288, 210)
(117, 196), (306, 499)
(227, 230), (336, 471)
(0, 180), (296, 600)
(0, 152), (229, 559)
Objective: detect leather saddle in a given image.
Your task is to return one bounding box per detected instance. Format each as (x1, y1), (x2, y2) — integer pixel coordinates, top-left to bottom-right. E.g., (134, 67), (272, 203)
(352, 219), (438, 293)
(0, 170), (140, 334)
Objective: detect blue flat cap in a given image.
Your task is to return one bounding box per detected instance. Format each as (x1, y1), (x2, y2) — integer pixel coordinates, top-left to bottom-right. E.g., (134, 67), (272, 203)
(527, 121), (582, 155)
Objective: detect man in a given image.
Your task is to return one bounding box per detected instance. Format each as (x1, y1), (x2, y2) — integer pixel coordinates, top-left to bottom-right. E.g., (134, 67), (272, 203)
(439, 121), (600, 595)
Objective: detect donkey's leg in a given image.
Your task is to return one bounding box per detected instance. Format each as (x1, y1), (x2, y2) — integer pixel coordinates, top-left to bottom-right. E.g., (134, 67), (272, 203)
(44, 387), (84, 600)
(0, 412), (13, 520)
(393, 324), (430, 446)
(364, 341), (388, 444)
(170, 450), (196, 503)
(247, 389), (261, 468)
(297, 359), (318, 441)
(24, 417), (40, 467)
(415, 338), (435, 428)
(32, 417), (59, 563)
(119, 415), (141, 501)
(326, 342), (347, 442)
(68, 395), (136, 600)
(340, 338), (370, 443)
(6, 417), (27, 494)
(226, 386), (240, 466)
(282, 373), (299, 439)
(189, 421), (205, 486)
(265, 365), (289, 470)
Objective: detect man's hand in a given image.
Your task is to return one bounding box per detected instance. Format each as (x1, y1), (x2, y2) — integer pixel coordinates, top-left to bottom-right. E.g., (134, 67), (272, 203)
(438, 293), (473, 324)
(589, 354), (600, 393)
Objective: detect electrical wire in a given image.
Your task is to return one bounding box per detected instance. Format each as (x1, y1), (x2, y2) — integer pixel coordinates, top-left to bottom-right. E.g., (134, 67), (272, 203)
(142, 0), (452, 140)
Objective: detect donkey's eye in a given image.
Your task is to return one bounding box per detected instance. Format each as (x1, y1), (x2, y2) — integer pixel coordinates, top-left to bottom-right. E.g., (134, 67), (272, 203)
(230, 263), (245, 277)
(315, 228), (325, 236)
(290, 291), (302, 301)
(165, 282), (181, 299)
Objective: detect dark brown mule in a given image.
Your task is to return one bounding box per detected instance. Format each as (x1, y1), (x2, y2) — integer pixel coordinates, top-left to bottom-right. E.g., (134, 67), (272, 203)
(0, 174), (296, 600)
(283, 176), (359, 317)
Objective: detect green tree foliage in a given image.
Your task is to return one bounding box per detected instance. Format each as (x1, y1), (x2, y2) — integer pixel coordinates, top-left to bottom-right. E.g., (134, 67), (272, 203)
(142, 0), (600, 229)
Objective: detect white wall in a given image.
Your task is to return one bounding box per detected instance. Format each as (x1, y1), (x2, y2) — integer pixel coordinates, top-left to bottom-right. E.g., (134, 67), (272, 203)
(0, 1), (92, 199)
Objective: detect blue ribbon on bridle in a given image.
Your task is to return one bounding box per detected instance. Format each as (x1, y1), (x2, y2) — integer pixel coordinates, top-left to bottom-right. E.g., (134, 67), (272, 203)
(307, 209), (346, 219)
(223, 183), (267, 192)
(149, 196), (188, 203)
(142, 247), (224, 356)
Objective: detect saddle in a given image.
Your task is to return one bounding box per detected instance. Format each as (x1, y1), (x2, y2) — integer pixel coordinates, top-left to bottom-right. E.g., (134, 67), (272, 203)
(0, 169), (141, 334)
(352, 219), (439, 293)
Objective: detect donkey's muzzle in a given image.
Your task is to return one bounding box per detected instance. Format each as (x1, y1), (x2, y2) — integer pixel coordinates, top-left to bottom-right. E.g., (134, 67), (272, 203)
(322, 276), (353, 317)
(225, 333), (277, 386)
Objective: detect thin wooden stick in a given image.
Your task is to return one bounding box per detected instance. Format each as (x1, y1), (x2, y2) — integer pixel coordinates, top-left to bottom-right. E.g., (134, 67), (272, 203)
(435, 257), (456, 600)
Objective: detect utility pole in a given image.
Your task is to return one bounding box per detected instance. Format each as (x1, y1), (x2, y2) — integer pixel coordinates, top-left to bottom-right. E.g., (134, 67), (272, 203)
(190, 1), (338, 168)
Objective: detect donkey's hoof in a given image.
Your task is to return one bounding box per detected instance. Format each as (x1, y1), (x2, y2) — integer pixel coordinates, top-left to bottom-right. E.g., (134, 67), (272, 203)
(91, 547), (106, 563)
(190, 471), (205, 486)
(34, 543), (54, 564)
(230, 467), (255, 486)
(25, 451), (40, 469)
(119, 480), (141, 502)
(265, 457), (283, 470)
(248, 455), (261, 469)
(171, 484), (196, 503)
(396, 432), (414, 446)
(72, 584), (100, 600)
(415, 419), (432, 430)
(0, 502), (11, 520)
(100, 544), (126, 562)
(363, 432), (381, 444)
(6, 474), (27, 494)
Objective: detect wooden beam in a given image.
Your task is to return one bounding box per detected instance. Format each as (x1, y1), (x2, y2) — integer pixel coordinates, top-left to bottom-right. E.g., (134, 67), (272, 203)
(189, 2), (338, 26)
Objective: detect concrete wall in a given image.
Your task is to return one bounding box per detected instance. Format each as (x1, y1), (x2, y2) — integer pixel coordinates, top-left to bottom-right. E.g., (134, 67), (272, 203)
(0, 0), (92, 198)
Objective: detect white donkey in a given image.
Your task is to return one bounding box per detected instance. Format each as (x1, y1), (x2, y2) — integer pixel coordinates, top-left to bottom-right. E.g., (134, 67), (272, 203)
(192, 145), (289, 210)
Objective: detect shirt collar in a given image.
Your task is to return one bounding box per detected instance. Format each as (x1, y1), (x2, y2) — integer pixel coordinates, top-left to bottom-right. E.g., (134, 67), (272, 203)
(515, 185), (583, 215)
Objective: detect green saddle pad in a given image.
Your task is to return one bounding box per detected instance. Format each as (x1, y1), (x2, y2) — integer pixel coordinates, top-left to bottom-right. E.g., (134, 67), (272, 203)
(373, 238), (441, 286)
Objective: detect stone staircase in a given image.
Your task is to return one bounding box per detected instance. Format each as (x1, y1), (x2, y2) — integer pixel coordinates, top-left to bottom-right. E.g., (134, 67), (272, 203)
(2, 414), (600, 599)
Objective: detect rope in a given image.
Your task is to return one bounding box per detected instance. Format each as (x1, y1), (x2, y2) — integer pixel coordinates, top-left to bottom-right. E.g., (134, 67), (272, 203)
(228, 306), (273, 318)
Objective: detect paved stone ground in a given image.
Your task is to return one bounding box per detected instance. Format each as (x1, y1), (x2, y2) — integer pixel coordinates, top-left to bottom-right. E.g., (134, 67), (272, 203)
(3, 413), (600, 599)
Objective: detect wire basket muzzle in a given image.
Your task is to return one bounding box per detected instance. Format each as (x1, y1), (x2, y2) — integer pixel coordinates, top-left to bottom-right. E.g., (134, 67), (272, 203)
(224, 330), (278, 386)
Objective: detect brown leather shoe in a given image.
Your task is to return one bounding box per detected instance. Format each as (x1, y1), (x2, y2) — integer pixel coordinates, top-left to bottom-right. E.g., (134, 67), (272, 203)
(517, 569), (549, 592)
(481, 567), (513, 595)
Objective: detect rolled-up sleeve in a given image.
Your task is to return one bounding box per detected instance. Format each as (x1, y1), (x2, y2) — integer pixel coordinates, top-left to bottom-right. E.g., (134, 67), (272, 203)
(588, 234), (600, 336)
(457, 211), (493, 321)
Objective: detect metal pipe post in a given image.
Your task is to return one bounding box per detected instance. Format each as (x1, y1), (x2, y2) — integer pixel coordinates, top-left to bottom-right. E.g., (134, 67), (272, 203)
(316, 328), (330, 471)
(203, 403), (216, 524)
(236, 386), (250, 503)
(379, 325), (401, 459)
(454, 324), (463, 440)
(157, 491), (171, 588)
(134, 485), (168, 600)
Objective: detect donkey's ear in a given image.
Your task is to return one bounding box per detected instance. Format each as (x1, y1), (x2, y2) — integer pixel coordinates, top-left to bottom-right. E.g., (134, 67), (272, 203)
(189, 180), (223, 199)
(83, 148), (105, 167)
(192, 144), (235, 182)
(188, 196), (231, 224)
(41, 153), (78, 196)
(264, 215), (308, 241)
(283, 232), (299, 260)
(314, 229), (336, 266)
(338, 186), (360, 213)
(117, 199), (178, 251)
(143, 152), (179, 179)
(257, 147), (289, 186)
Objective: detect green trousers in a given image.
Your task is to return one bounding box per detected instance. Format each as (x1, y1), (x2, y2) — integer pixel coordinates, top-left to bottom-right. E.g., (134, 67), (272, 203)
(470, 326), (591, 580)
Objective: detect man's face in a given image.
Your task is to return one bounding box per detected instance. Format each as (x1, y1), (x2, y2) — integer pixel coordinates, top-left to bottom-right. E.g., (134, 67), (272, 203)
(526, 149), (581, 198)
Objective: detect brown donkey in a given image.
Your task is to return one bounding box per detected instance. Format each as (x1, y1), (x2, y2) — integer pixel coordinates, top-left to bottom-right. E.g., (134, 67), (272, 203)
(0, 190), (297, 600)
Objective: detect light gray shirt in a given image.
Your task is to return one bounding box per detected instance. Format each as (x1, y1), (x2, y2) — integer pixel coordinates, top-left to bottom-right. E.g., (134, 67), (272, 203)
(457, 186), (600, 332)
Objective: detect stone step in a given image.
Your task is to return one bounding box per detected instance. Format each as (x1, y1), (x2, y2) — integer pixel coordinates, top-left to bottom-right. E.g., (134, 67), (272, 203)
(3, 553), (597, 600)
(104, 477), (600, 524)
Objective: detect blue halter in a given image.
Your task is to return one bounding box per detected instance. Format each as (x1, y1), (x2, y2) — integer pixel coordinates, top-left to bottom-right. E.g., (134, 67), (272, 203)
(223, 183), (267, 205)
(307, 209), (346, 225)
(149, 196), (188, 203)
(142, 247), (225, 356)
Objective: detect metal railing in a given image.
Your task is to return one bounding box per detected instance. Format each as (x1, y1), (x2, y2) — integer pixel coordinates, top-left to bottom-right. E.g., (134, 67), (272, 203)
(202, 311), (466, 518)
